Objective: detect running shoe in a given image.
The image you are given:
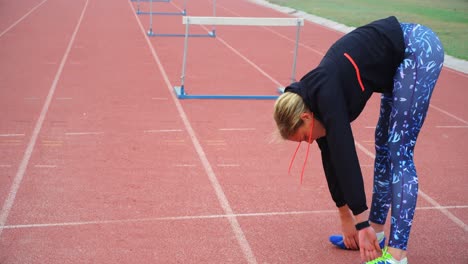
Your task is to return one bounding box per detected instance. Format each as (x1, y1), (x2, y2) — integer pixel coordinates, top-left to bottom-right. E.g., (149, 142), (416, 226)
(365, 247), (408, 264)
(329, 234), (385, 250)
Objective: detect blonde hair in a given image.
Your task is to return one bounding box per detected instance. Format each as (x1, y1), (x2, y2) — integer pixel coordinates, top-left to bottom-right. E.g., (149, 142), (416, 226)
(273, 92), (307, 139)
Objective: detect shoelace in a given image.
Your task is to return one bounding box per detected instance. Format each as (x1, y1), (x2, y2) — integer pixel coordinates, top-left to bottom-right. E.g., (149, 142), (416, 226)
(288, 117), (314, 183)
(366, 247), (393, 264)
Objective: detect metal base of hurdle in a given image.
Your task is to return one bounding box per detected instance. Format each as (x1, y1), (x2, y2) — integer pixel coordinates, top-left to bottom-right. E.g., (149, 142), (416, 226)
(174, 86), (280, 100)
(137, 9), (186, 16)
(147, 29), (216, 38)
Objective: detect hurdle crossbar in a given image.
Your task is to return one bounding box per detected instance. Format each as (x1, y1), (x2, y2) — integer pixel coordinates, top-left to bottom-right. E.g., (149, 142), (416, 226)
(174, 16), (304, 100)
(143, 0), (217, 38)
(138, 0), (185, 17)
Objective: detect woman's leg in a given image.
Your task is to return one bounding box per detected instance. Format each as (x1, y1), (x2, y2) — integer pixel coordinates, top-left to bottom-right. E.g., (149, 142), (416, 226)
(369, 93), (393, 231)
(386, 23), (444, 258)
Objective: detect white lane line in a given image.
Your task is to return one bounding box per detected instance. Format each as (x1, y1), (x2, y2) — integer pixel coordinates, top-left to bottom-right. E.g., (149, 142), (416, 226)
(144, 129), (183, 133)
(3, 210), (336, 229)
(0, 0), (49, 38)
(355, 141), (467, 232)
(219, 128), (256, 131)
(56, 97), (73, 100)
(0, 134), (25, 137)
(174, 164), (196, 167)
(128, 2), (257, 264)
(152, 97), (168, 100)
(430, 104), (468, 125)
(4, 205), (467, 230)
(0, 165), (12, 168)
(0, 0), (90, 238)
(217, 164), (240, 167)
(65, 132), (103, 136)
(418, 192), (468, 231)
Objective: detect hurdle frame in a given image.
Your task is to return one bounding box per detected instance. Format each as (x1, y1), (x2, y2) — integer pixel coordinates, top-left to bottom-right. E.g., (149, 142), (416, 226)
(136, 0), (185, 16)
(141, 0), (217, 38)
(173, 16), (304, 100)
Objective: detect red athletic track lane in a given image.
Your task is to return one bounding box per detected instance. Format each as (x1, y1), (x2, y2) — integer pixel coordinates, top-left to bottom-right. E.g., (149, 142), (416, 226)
(0, 0), (466, 263)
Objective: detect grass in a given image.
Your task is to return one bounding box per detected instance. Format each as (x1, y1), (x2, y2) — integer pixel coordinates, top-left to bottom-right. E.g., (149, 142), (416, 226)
(268, 0), (468, 60)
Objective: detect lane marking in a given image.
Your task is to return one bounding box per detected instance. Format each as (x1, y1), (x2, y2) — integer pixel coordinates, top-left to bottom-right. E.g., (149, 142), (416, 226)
(128, 2), (257, 263)
(355, 141), (467, 232)
(0, 0), (90, 238)
(207, 142), (227, 146)
(0, 0), (49, 38)
(152, 97), (168, 100)
(4, 205), (467, 230)
(174, 164), (197, 167)
(430, 104), (468, 125)
(144, 129), (183, 133)
(56, 97), (73, 100)
(0, 165), (12, 168)
(0, 134), (25, 137)
(217, 164), (240, 167)
(65, 132), (103, 136)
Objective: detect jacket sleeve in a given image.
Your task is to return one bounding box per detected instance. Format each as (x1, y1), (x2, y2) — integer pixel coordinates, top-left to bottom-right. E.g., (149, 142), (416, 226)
(315, 82), (368, 216)
(316, 137), (346, 208)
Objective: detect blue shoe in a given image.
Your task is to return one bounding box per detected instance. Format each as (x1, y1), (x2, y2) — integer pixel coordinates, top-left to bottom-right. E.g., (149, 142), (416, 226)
(329, 234), (385, 250)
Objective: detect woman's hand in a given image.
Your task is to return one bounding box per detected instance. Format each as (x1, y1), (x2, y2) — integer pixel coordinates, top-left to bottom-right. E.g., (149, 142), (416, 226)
(358, 227), (381, 262)
(338, 205), (359, 250)
(340, 215), (359, 249)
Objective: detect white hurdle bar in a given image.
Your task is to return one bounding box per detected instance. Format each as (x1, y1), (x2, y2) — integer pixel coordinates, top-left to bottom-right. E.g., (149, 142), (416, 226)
(174, 16), (304, 100)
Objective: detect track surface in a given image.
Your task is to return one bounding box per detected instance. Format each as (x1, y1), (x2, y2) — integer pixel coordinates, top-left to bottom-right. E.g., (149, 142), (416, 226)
(0, 0), (466, 263)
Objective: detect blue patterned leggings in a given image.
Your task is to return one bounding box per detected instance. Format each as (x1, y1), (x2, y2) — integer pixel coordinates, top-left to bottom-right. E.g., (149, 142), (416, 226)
(369, 23), (444, 250)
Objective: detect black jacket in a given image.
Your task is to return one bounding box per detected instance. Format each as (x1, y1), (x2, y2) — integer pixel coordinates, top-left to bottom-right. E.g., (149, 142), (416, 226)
(285, 16), (405, 215)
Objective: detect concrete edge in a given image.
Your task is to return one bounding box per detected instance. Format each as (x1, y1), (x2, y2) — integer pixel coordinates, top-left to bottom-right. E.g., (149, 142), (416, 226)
(247, 0), (468, 75)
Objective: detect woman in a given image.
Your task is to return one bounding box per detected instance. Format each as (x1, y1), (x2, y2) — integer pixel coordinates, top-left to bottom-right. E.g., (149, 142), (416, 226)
(273, 16), (444, 263)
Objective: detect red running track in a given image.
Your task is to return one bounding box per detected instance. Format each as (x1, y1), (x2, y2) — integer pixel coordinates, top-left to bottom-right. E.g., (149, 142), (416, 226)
(0, 0), (466, 263)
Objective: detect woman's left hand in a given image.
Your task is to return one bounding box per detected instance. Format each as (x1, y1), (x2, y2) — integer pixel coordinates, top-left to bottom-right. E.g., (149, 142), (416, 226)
(358, 226), (381, 262)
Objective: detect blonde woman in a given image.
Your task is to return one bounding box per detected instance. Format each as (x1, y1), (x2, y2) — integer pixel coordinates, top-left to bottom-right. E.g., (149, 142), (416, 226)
(274, 16), (444, 264)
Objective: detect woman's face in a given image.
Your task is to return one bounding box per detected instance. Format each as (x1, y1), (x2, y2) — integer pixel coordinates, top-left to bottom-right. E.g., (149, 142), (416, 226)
(288, 112), (326, 143)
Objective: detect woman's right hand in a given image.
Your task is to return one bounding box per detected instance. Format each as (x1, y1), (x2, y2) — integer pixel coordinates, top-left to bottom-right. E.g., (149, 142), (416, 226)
(341, 215), (359, 249)
(338, 205), (359, 250)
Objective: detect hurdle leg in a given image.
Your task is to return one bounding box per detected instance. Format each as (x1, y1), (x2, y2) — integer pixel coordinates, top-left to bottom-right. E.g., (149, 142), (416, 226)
(174, 18), (191, 98)
(291, 20), (301, 83)
(147, 0), (154, 35)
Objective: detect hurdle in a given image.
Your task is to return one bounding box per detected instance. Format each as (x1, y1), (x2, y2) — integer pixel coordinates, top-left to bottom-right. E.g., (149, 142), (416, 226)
(141, 0), (217, 38)
(173, 16), (304, 100)
(136, 0), (185, 16)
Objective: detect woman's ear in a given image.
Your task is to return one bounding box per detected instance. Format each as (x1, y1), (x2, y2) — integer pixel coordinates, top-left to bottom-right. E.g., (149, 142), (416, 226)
(300, 112), (313, 121)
